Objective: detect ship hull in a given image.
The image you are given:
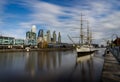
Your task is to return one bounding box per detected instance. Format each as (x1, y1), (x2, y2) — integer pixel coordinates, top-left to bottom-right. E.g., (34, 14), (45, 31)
(77, 51), (94, 57)
(76, 45), (95, 56)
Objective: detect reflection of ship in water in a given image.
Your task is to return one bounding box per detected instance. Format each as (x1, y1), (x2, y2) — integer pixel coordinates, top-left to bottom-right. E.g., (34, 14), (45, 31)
(69, 53), (95, 82)
(77, 53), (94, 63)
(25, 51), (62, 76)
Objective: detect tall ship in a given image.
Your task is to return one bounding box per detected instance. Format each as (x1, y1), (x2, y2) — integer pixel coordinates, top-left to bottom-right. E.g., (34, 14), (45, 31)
(68, 14), (96, 54)
(76, 14), (95, 54)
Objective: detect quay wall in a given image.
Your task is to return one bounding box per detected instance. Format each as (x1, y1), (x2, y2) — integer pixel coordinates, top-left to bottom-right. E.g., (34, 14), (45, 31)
(0, 48), (74, 53)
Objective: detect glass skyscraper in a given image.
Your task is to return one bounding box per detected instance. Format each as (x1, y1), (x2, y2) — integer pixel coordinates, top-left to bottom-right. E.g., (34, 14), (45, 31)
(38, 29), (43, 37)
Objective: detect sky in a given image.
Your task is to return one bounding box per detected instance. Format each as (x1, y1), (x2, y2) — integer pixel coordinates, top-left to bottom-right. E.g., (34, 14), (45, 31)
(0, 0), (120, 45)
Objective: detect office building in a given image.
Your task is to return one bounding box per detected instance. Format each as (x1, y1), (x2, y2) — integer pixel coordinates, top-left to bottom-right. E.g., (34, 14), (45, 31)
(0, 36), (14, 45)
(53, 31), (56, 43)
(44, 35), (47, 42)
(38, 29), (43, 37)
(47, 30), (51, 43)
(31, 25), (36, 33)
(25, 26), (37, 46)
(58, 32), (61, 43)
(14, 39), (24, 45)
(26, 31), (36, 40)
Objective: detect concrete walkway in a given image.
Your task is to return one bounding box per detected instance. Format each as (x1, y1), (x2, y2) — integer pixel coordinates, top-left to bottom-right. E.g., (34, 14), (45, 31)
(102, 52), (120, 82)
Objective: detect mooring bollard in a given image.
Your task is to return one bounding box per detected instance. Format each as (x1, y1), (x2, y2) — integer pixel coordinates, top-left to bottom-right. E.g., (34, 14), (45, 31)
(103, 48), (109, 56)
(105, 48), (109, 54)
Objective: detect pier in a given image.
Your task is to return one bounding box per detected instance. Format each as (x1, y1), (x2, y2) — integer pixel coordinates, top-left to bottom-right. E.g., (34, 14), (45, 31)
(102, 48), (120, 82)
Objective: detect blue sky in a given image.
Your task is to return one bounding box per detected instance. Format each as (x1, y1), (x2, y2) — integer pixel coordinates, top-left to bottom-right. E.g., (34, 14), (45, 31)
(0, 0), (120, 44)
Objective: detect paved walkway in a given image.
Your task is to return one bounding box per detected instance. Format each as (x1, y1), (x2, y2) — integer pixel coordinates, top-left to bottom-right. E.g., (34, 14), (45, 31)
(102, 51), (120, 82)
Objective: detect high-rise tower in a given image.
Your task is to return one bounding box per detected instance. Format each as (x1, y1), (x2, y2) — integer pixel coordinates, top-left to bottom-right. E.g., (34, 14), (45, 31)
(53, 31), (56, 43)
(31, 25), (36, 33)
(58, 32), (61, 43)
(25, 25), (37, 46)
(47, 30), (51, 43)
(38, 29), (43, 37)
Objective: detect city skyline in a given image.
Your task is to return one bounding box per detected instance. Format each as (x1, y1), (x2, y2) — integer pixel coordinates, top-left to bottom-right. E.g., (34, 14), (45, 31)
(0, 0), (120, 45)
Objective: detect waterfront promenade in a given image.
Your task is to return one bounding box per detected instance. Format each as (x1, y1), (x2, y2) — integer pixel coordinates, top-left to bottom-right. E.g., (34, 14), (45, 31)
(102, 49), (120, 82)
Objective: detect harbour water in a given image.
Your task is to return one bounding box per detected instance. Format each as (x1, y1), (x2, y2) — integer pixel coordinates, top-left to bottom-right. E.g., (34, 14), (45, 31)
(0, 48), (105, 82)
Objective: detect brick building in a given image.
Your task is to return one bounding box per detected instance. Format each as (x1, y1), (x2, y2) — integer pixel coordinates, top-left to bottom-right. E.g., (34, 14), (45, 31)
(113, 38), (120, 46)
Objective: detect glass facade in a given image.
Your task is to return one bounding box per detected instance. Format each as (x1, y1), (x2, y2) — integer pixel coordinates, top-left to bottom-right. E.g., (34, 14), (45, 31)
(0, 36), (14, 45)
(25, 31), (37, 46)
(38, 29), (43, 37)
(14, 39), (24, 45)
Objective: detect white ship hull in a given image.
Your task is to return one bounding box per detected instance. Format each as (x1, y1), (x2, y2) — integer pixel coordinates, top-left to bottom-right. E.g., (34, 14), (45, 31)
(76, 45), (95, 53)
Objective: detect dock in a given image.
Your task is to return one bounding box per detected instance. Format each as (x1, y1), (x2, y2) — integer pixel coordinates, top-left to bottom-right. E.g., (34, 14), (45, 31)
(102, 49), (120, 82)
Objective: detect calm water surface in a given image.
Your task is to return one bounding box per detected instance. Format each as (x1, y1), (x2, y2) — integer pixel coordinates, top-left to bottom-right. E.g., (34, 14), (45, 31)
(0, 48), (105, 82)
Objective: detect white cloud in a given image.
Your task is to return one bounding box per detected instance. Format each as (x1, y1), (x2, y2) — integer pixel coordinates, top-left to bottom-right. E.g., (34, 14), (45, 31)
(90, 1), (111, 15)
(2, 28), (26, 39)
(0, 0), (8, 25)
(100, 11), (120, 29)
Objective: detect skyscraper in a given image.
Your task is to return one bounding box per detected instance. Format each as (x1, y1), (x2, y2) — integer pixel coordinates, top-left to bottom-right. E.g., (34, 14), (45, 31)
(47, 30), (51, 43)
(25, 26), (37, 45)
(26, 31), (30, 39)
(53, 31), (56, 43)
(44, 35), (47, 42)
(31, 25), (36, 33)
(26, 31), (36, 40)
(38, 29), (43, 37)
(58, 32), (61, 43)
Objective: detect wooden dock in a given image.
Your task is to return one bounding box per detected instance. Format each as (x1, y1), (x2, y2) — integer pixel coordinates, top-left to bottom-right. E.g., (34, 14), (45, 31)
(102, 51), (120, 82)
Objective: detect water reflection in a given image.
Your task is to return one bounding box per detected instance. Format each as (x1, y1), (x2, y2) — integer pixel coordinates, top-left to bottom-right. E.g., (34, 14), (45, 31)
(37, 51), (62, 71)
(24, 51), (62, 77)
(0, 49), (105, 82)
(69, 53), (97, 82)
(77, 53), (94, 63)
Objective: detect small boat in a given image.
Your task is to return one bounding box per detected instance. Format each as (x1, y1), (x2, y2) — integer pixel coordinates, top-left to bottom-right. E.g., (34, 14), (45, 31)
(25, 47), (31, 52)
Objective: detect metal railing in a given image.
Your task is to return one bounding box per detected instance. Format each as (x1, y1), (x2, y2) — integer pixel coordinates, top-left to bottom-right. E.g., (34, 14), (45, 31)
(110, 46), (120, 63)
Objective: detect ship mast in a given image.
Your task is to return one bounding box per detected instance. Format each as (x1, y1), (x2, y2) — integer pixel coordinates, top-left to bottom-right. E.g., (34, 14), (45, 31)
(80, 13), (84, 45)
(90, 31), (92, 45)
(87, 20), (90, 45)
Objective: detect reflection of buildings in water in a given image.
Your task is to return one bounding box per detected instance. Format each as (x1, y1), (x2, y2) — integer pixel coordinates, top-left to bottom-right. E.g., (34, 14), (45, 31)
(0, 52), (26, 69)
(37, 51), (62, 71)
(25, 52), (37, 77)
(25, 51), (62, 76)
(58, 52), (62, 67)
(0, 53), (14, 68)
(26, 52), (30, 59)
